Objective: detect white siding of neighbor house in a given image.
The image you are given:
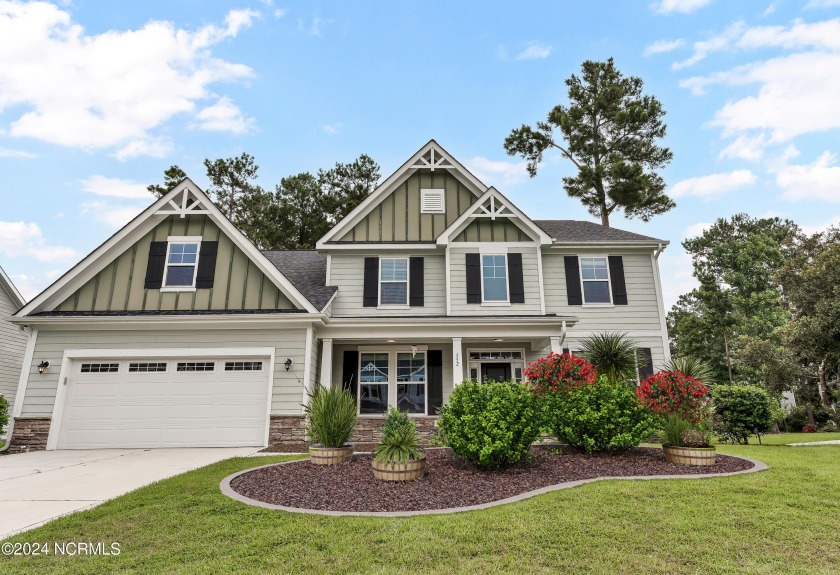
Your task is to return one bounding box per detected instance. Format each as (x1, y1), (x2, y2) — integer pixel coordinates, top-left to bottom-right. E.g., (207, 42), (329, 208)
(448, 246), (542, 315)
(19, 328), (309, 418)
(329, 252), (446, 317)
(0, 287), (27, 409)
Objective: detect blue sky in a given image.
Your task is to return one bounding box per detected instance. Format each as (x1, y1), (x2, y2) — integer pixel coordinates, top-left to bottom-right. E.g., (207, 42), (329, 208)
(1, 0), (838, 308)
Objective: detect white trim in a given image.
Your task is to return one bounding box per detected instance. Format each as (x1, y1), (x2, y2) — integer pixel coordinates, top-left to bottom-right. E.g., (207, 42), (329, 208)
(357, 349), (428, 415)
(0, 264), (25, 308)
(451, 337), (463, 386)
(45, 347), (275, 451)
(436, 187), (552, 246)
(325, 254), (332, 284)
(651, 250), (672, 362)
(465, 347), (527, 383)
(536, 247), (546, 315)
(319, 338), (333, 387)
(357, 345), (429, 352)
(166, 235), (203, 242)
(378, 256), (409, 306)
(550, 241), (670, 249)
(17, 179), (319, 316)
(480, 253), (509, 304)
(579, 255), (613, 305)
(445, 246), (451, 316)
(317, 140), (487, 248)
(10, 314), (321, 330)
(302, 326), (314, 405)
(318, 243), (439, 251)
(11, 328), (37, 418)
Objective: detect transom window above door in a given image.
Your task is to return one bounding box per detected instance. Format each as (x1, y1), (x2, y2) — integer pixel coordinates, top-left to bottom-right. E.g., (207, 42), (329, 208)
(379, 257), (408, 305)
(164, 240), (200, 288)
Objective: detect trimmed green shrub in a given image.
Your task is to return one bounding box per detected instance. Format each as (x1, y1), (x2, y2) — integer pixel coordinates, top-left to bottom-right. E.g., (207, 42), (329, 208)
(303, 384), (357, 448)
(547, 376), (658, 454)
(436, 380), (542, 469)
(0, 394), (7, 436)
(712, 385), (774, 445)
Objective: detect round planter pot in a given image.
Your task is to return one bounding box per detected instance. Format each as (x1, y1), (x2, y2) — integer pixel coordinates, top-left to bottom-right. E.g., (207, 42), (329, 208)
(371, 455), (426, 481)
(309, 444), (353, 465)
(663, 444), (716, 466)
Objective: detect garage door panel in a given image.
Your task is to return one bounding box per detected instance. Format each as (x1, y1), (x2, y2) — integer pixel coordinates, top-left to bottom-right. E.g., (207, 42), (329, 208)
(57, 355), (270, 449)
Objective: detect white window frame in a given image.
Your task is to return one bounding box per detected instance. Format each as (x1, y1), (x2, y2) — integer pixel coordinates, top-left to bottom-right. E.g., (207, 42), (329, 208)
(466, 348), (526, 383)
(480, 253), (510, 305)
(378, 257), (409, 308)
(420, 188), (446, 214)
(579, 255), (613, 306)
(162, 236), (202, 292)
(357, 347), (428, 416)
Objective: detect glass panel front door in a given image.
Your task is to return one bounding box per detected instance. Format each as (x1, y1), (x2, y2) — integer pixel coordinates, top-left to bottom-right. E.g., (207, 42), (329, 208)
(481, 363), (512, 383)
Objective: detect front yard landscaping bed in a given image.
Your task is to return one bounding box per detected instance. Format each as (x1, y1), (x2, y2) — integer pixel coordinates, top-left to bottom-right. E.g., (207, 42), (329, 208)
(229, 446), (755, 513)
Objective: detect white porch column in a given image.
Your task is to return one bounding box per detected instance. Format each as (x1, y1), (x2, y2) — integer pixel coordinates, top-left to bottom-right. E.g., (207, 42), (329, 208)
(550, 336), (563, 354)
(452, 337), (463, 386)
(319, 338), (333, 388)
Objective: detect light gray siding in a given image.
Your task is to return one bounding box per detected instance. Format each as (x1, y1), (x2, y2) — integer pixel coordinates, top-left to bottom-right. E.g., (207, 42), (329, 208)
(19, 328), (309, 417)
(329, 252), (446, 317)
(543, 249), (664, 332)
(449, 247), (542, 315)
(0, 287), (27, 408)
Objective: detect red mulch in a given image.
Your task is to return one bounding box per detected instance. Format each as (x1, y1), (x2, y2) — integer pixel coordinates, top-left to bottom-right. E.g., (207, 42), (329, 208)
(230, 446), (754, 512)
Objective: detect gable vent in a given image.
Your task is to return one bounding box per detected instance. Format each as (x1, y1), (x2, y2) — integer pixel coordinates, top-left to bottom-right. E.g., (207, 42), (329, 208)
(421, 189), (445, 213)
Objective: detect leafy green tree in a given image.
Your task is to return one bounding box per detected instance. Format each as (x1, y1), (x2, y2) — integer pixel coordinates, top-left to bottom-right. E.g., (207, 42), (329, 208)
(147, 165), (187, 198)
(712, 385), (774, 445)
(273, 173), (332, 250)
(203, 153), (261, 221)
(504, 58), (674, 226)
(318, 154), (380, 224)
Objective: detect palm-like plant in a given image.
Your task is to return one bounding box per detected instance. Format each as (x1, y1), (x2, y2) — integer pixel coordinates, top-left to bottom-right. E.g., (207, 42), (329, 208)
(662, 356), (716, 387)
(303, 384), (357, 448)
(373, 426), (424, 466)
(579, 332), (639, 384)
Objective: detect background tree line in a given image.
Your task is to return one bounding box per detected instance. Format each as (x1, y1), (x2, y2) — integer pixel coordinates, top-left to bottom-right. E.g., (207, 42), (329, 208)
(148, 153), (380, 250)
(668, 214), (840, 422)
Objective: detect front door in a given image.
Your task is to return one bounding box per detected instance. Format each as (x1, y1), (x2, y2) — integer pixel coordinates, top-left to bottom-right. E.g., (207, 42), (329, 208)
(481, 363), (512, 383)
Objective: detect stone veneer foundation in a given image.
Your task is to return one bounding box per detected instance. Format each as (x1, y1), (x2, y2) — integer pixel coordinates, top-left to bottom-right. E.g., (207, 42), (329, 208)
(6, 418), (51, 453)
(268, 414), (438, 446)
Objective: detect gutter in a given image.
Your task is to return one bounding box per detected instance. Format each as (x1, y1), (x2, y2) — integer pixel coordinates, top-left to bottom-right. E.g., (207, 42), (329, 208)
(653, 243), (666, 259)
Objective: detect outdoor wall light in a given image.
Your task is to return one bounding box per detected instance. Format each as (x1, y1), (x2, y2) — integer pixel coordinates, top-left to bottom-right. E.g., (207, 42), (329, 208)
(284, 358), (293, 371)
(37, 360), (50, 374)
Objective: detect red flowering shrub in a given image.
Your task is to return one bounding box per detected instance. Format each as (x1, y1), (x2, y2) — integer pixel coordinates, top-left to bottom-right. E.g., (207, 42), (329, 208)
(802, 423), (818, 433)
(636, 370), (709, 422)
(524, 353), (596, 395)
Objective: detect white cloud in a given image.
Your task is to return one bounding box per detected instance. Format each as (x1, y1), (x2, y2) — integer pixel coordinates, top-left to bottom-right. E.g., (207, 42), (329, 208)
(654, 0), (713, 14)
(320, 123), (341, 135)
(801, 215), (840, 236)
(670, 170), (757, 199)
(114, 137), (172, 161)
(465, 156), (528, 186)
(763, 2), (777, 16)
(683, 222), (712, 239)
(81, 175), (150, 199)
(516, 43), (552, 60)
(658, 249), (698, 310)
(673, 21), (747, 69)
(806, 0), (840, 7)
(717, 134), (768, 161)
(274, 9), (288, 19)
(194, 96), (255, 134)
(301, 16), (329, 36)
(736, 18), (840, 51)
(0, 220), (78, 263)
(0, 2), (257, 156)
(80, 200), (146, 229)
(774, 150), (840, 202)
(0, 147), (36, 158)
(644, 38), (685, 56)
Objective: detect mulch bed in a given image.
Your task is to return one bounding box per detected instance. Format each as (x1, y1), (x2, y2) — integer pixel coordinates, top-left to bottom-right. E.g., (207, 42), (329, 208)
(230, 446), (754, 512)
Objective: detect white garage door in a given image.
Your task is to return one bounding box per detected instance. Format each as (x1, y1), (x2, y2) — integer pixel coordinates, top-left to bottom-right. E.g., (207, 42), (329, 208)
(57, 356), (271, 449)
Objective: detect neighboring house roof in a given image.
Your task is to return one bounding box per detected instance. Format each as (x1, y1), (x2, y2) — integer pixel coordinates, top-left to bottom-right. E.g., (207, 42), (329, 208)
(534, 220), (667, 244)
(262, 250), (338, 310)
(0, 265), (25, 310)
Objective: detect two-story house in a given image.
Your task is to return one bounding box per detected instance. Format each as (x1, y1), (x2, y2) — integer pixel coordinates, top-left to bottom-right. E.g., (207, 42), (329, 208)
(5, 141), (670, 452)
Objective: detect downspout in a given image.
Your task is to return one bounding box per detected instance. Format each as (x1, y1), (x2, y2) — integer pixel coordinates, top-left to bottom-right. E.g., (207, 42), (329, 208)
(653, 243), (665, 259)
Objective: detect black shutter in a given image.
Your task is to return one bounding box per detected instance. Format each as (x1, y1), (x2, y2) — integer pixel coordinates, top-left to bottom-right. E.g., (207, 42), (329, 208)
(144, 241), (167, 289)
(195, 241), (218, 289)
(409, 257), (424, 307)
(342, 350), (359, 401)
(564, 256), (582, 305)
(638, 348), (654, 381)
(466, 253), (481, 304)
(363, 257), (379, 307)
(608, 255), (628, 305)
(508, 252), (525, 304)
(427, 350), (443, 415)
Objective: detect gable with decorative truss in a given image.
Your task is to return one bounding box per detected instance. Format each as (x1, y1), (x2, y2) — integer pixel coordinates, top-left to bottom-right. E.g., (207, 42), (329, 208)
(437, 187), (553, 245)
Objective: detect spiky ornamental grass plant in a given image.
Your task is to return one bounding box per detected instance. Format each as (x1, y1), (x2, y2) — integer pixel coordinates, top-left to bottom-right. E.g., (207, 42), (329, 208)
(373, 407), (424, 465)
(579, 332), (639, 384)
(662, 356), (716, 387)
(303, 384), (357, 448)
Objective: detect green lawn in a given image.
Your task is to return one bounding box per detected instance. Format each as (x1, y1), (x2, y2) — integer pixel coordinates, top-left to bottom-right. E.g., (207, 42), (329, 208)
(751, 432), (840, 445)
(2, 444), (839, 575)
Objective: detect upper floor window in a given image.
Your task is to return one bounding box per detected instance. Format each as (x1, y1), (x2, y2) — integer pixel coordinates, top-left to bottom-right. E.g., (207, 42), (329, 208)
(481, 254), (508, 302)
(580, 257), (611, 304)
(379, 257), (408, 305)
(164, 239), (200, 288)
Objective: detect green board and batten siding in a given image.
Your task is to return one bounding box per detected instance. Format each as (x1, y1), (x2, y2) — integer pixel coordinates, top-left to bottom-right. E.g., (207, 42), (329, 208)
(452, 218), (529, 242)
(20, 328), (309, 417)
(54, 215), (296, 312)
(337, 170), (476, 243)
(0, 285), (27, 405)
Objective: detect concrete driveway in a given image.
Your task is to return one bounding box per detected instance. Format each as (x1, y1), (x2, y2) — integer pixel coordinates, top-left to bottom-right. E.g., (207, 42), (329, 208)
(0, 447), (261, 539)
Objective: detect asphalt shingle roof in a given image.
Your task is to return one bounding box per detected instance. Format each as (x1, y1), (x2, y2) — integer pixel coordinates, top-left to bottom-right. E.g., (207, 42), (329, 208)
(261, 250), (337, 311)
(534, 220), (665, 243)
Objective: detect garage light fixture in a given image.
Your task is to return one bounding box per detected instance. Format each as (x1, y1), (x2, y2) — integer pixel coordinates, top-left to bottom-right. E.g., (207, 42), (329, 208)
(284, 358), (293, 371)
(38, 360), (50, 374)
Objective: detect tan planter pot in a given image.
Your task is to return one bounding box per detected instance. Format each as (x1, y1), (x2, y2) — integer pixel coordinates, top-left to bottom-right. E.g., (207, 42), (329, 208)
(663, 445), (716, 466)
(371, 455), (426, 481)
(309, 445), (353, 465)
